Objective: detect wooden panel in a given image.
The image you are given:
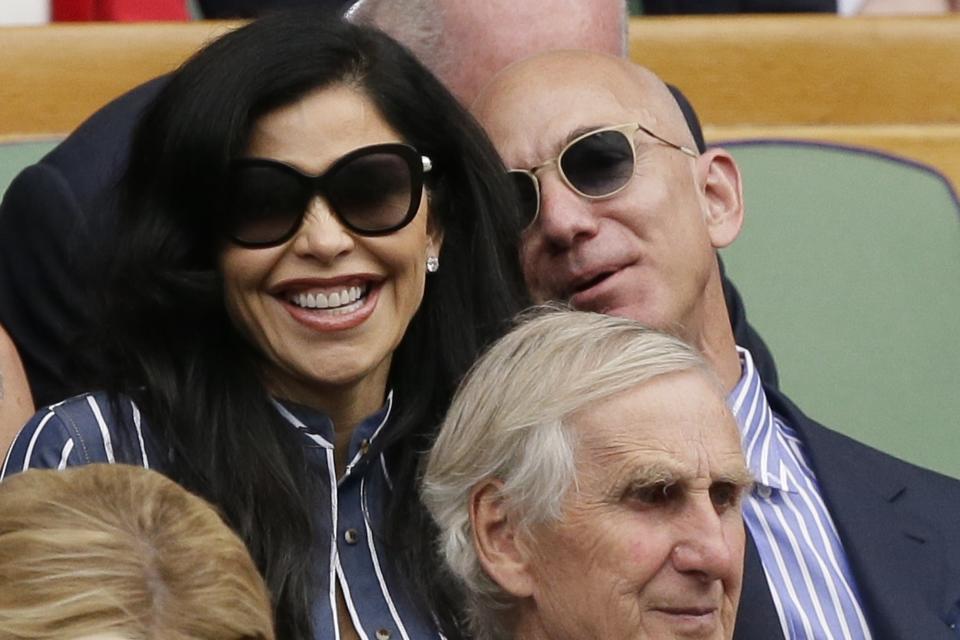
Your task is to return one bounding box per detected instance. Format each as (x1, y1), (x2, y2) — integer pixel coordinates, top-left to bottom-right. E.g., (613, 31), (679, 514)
(0, 21), (242, 138)
(707, 124), (960, 191)
(629, 15), (960, 127)
(1, 17), (957, 179)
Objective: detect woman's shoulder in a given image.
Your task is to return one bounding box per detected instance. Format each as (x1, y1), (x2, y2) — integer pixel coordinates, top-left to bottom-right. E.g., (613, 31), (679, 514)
(1, 391), (154, 479)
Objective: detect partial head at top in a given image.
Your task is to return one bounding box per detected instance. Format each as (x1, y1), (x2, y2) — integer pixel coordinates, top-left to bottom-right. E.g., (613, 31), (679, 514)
(347, 0), (627, 103)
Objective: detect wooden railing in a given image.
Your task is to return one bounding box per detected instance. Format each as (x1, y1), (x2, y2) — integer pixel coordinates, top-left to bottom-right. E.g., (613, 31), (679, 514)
(629, 15), (960, 188)
(1, 16), (958, 186)
(0, 21), (241, 141)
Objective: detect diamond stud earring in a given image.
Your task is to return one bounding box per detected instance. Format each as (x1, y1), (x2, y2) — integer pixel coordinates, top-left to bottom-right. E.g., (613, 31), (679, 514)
(426, 255), (440, 273)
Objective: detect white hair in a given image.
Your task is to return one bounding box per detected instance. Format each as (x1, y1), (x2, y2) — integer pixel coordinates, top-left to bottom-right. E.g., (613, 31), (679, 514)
(346, 0), (449, 74)
(421, 307), (711, 639)
(347, 0), (629, 101)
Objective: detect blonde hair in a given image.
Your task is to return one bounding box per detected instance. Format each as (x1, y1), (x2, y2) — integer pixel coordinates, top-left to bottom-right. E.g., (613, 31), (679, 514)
(0, 464), (275, 640)
(422, 307), (711, 639)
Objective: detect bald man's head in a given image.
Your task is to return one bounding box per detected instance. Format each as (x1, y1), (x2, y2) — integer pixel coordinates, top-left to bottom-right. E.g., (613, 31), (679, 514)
(348, 0), (627, 103)
(474, 51), (697, 162)
(471, 50), (745, 365)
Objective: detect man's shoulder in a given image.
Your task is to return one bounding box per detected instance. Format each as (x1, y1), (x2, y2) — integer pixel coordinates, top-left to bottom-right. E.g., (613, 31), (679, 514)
(809, 412), (960, 489)
(767, 385), (960, 638)
(34, 77), (167, 206)
(0, 77), (168, 406)
(769, 383), (960, 500)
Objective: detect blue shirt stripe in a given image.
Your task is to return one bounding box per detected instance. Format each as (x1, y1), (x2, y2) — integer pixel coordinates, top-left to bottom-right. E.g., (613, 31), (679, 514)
(731, 348), (873, 640)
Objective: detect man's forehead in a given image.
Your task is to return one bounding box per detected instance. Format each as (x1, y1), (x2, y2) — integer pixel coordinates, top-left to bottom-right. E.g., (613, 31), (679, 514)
(479, 82), (663, 167)
(578, 433), (750, 489)
(579, 418), (744, 461)
(567, 375), (748, 482)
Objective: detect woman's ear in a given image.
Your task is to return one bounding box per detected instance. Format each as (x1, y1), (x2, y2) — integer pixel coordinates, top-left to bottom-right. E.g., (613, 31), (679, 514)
(425, 195), (444, 258)
(470, 480), (535, 598)
(427, 226), (444, 259)
(696, 148), (744, 250)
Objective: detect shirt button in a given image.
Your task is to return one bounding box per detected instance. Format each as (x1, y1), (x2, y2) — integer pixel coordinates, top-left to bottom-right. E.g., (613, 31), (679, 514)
(375, 629), (391, 640)
(360, 438), (370, 455)
(756, 484), (773, 499)
(344, 528), (359, 545)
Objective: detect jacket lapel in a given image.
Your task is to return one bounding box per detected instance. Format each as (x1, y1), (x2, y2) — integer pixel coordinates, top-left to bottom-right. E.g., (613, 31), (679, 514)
(735, 529), (786, 640)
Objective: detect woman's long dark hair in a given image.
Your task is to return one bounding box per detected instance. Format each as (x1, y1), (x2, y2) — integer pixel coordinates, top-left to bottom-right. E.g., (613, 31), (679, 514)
(93, 11), (528, 638)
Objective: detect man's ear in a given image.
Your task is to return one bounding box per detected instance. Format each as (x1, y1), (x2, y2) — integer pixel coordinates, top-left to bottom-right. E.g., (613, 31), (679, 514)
(470, 480), (535, 598)
(696, 148), (744, 249)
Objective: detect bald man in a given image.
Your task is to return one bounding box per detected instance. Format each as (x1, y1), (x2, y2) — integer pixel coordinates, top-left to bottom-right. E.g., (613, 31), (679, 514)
(345, 0), (781, 389)
(473, 51), (960, 640)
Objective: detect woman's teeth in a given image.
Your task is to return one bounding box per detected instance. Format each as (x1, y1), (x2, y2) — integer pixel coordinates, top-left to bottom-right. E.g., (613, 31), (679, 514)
(289, 285), (365, 311)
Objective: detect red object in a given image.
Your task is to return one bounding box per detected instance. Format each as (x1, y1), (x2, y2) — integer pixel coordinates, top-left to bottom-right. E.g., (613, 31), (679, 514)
(53, 0), (189, 21)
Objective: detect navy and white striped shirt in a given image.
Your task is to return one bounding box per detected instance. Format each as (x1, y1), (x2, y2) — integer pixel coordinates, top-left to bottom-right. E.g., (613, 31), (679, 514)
(731, 348), (873, 640)
(1, 390), (442, 640)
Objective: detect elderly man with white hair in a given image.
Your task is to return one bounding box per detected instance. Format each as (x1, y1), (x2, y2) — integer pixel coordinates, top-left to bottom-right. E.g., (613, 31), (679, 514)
(422, 308), (754, 640)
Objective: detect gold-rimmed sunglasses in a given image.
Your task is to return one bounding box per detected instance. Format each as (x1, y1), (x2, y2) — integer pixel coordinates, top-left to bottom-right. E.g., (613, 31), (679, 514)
(508, 122), (698, 228)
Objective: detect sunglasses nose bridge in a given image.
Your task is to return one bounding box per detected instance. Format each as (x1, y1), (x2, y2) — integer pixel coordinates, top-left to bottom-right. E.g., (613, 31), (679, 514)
(533, 156), (591, 206)
(292, 191), (356, 255)
(530, 156), (559, 181)
(300, 174), (351, 231)
(532, 157), (575, 198)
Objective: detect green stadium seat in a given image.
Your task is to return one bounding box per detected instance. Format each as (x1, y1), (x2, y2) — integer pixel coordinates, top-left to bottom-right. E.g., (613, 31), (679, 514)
(721, 140), (960, 479)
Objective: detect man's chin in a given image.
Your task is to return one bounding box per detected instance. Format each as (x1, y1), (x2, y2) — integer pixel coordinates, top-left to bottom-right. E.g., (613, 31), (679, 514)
(536, 291), (676, 334)
(581, 301), (666, 327)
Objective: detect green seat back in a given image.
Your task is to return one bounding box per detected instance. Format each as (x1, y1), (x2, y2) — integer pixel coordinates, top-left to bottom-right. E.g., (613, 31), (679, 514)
(0, 139), (61, 200)
(722, 140), (960, 479)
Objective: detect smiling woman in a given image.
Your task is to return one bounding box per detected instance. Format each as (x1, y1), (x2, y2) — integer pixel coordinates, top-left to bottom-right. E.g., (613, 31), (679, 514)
(219, 87), (443, 429)
(0, 10), (527, 640)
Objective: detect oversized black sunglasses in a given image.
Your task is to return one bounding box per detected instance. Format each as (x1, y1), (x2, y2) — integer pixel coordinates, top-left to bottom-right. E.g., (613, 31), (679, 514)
(224, 142), (433, 248)
(508, 122), (698, 228)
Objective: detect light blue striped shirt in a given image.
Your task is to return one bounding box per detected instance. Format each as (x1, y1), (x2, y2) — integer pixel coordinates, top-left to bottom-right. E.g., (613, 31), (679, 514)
(730, 348), (873, 640)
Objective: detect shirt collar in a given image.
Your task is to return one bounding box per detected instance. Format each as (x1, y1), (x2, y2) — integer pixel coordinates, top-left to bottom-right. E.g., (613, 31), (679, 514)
(728, 347), (793, 492)
(269, 391), (394, 461)
(343, 390), (394, 477)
